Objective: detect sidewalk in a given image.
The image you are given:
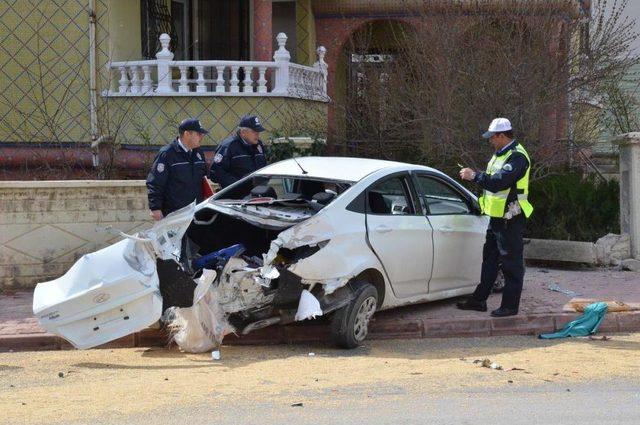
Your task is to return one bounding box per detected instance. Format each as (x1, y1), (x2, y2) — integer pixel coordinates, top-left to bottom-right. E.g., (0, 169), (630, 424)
(1, 267), (639, 352)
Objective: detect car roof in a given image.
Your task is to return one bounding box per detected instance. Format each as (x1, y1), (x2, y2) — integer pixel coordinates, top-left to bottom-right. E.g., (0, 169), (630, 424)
(254, 156), (433, 182)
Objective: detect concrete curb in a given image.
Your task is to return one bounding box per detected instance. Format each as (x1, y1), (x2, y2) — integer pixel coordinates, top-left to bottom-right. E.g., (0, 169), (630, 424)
(2, 311), (639, 352)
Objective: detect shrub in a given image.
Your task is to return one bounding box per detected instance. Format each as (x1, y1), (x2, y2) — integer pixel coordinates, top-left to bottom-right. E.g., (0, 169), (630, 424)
(526, 173), (619, 242)
(265, 136), (326, 164)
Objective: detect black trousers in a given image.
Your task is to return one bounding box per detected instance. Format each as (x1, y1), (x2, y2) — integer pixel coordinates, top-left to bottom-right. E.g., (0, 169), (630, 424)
(472, 214), (526, 311)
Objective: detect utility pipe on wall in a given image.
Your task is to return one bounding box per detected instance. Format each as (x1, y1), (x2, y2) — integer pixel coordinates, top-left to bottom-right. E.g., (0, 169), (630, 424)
(88, 0), (99, 166)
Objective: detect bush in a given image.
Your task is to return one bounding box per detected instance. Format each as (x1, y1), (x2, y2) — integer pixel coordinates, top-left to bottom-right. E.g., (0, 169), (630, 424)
(526, 173), (619, 242)
(265, 136), (327, 163)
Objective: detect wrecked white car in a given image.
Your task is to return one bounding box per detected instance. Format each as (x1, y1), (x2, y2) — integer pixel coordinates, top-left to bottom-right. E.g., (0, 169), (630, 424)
(33, 157), (489, 351)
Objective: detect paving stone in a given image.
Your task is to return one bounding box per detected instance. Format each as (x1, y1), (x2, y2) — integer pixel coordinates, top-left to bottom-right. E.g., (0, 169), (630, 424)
(282, 323), (330, 344)
(0, 334), (59, 352)
(95, 334), (137, 349)
(423, 317), (491, 338)
(490, 315), (555, 336)
(135, 328), (169, 348)
(595, 315), (620, 334)
(551, 313), (580, 331)
(617, 312), (640, 332)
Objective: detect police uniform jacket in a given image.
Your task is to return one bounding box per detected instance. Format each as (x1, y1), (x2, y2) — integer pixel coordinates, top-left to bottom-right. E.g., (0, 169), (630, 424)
(209, 134), (267, 188)
(473, 140), (529, 221)
(146, 138), (207, 215)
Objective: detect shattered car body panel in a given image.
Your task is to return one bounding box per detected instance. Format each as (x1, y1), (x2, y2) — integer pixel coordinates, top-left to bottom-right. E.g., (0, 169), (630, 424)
(33, 157), (489, 351)
(33, 204), (196, 349)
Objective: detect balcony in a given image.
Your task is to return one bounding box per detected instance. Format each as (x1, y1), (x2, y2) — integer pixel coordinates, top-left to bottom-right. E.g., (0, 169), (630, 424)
(104, 33), (329, 102)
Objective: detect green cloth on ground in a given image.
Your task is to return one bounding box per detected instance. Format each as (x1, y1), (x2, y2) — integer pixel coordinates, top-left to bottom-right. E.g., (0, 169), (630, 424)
(539, 302), (608, 339)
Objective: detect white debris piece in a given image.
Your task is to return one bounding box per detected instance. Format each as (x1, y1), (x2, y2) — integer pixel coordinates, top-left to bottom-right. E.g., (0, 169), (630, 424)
(144, 202), (196, 261)
(166, 269), (233, 353)
(217, 258), (275, 313)
(260, 238), (283, 280)
(295, 289), (323, 321)
(211, 350), (221, 360)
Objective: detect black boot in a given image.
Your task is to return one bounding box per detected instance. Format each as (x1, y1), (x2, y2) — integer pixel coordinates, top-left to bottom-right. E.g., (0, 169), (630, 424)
(490, 307), (518, 317)
(456, 298), (487, 312)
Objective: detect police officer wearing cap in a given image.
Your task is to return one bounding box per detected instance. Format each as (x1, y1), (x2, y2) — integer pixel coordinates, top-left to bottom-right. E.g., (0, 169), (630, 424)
(209, 115), (267, 188)
(146, 118), (209, 221)
(456, 118), (533, 317)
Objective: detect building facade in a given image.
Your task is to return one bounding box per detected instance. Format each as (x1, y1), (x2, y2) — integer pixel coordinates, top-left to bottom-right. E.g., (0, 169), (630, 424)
(0, 0), (584, 179)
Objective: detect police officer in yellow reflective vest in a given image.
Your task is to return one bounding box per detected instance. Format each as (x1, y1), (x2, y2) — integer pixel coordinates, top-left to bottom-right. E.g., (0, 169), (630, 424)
(457, 118), (533, 317)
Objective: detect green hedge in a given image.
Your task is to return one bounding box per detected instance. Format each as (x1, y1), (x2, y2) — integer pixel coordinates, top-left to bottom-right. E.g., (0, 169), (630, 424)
(265, 138), (327, 163)
(526, 173), (620, 242)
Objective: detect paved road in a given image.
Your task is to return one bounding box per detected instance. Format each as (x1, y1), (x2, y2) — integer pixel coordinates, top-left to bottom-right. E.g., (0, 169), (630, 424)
(1, 334), (639, 424)
(135, 381), (640, 425)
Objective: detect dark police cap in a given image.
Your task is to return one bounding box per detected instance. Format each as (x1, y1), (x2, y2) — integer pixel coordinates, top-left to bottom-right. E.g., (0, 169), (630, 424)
(239, 115), (266, 132)
(178, 118), (208, 134)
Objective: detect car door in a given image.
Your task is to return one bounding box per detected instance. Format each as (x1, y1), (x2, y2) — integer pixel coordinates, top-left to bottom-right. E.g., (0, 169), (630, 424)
(413, 173), (486, 293)
(365, 173), (433, 298)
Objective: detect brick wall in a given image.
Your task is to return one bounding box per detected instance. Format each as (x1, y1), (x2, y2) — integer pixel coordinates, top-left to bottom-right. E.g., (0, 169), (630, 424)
(0, 181), (149, 289)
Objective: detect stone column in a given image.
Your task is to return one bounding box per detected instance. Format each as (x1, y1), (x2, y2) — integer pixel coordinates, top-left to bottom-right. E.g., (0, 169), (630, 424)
(614, 132), (640, 259)
(253, 0), (273, 61)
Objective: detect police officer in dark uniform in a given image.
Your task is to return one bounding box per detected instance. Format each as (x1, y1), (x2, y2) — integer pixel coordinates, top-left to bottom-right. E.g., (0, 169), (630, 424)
(456, 118), (534, 317)
(209, 115), (267, 188)
(146, 118), (209, 221)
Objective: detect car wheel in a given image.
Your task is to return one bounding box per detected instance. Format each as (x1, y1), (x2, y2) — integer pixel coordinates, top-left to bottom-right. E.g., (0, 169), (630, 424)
(330, 281), (378, 349)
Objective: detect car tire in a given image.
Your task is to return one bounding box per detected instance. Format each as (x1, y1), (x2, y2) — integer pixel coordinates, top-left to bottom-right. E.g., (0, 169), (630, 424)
(330, 281), (378, 349)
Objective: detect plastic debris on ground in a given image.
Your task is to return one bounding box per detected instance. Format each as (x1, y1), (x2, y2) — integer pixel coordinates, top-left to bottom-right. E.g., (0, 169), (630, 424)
(473, 359), (502, 370)
(165, 269), (234, 353)
(547, 283), (579, 297)
(539, 302), (608, 339)
(295, 289), (323, 321)
(588, 335), (611, 341)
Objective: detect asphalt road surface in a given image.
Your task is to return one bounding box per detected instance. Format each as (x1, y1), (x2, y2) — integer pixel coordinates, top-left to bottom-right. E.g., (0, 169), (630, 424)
(1, 333), (639, 424)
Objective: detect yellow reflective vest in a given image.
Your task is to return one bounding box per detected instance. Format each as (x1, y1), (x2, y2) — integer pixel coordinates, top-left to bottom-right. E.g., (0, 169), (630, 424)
(478, 143), (533, 218)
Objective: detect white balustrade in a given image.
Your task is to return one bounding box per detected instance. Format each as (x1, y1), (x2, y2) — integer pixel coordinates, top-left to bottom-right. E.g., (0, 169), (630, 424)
(258, 66), (268, 93)
(118, 66), (129, 94)
(195, 65), (206, 93)
(242, 66), (253, 93)
(129, 66), (141, 94)
(106, 33), (328, 101)
(141, 65), (153, 92)
(215, 66), (225, 93)
(229, 66), (240, 93)
(178, 65), (188, 93)
(155, 33), (174, 93)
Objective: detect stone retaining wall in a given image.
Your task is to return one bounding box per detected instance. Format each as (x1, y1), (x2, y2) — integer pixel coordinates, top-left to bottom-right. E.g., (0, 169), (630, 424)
(0, 181), (149, 289)
(0, 180), (632, 290)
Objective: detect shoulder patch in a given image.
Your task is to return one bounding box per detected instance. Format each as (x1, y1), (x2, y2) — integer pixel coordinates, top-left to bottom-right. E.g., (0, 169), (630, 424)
(156, 163), (165, 173)
(214, 153), (223, 164)
(502, 163), (513, 171)
(257, 145), (263, 154)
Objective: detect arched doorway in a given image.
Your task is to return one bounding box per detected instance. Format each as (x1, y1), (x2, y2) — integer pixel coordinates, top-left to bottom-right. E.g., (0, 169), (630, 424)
(332, 20), (418, 160)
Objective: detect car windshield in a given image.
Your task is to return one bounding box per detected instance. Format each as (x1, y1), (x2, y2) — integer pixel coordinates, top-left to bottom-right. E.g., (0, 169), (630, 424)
(214, 175), (352, 204)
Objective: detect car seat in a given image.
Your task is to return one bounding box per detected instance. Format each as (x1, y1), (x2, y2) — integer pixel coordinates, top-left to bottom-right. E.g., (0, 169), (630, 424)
(249, 185), (277, 199)
(368, 191), (389, 214)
